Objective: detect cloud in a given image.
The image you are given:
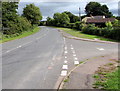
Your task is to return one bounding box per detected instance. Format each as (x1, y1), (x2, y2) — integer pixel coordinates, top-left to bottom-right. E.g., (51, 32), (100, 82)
(18, 1), (119, 21)
(20, 0), (119, 3)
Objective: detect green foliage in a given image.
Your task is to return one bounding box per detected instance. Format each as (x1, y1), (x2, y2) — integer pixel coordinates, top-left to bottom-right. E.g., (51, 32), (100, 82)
(3, 16), (32, 35)
(105, 21), (113, 29)
(82, 22), (120, 41)
(66, 23), (76, 29)
(53, 12), (70, 27)
(63, 11), (79, 23)
(23, 3), (42, 25)
(46, 17), (54, 26)
(85, 2), (113, 17)
(2, 2), (36, 38)
(2, 2), (18, 28)
(94, 67), (119, 89)
(75, 21), (84, 30)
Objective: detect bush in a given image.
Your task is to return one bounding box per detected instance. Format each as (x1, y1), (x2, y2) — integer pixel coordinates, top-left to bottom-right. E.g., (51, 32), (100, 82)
(75, 21), (84, 30)
(82, 23), (120, 41)
(3, 16), (32, 35)
(82, 24), (97, 35)
(65, 23), (76, 29)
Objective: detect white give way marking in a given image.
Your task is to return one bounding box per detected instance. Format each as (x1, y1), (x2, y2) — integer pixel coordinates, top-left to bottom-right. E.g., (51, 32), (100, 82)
(97, 48), (105, 51)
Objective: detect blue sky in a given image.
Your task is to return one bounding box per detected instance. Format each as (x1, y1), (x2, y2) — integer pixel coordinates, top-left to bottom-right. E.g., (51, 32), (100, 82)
(18, 0), (119, 21)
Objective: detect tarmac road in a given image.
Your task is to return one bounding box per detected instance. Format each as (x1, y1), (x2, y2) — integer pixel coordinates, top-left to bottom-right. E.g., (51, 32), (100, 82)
(1, 26), (118, 89)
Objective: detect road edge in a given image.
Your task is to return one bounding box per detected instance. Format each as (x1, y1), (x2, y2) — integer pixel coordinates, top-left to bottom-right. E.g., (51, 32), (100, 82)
(58, 29), (118, 44)
(57, 61), (86, 90)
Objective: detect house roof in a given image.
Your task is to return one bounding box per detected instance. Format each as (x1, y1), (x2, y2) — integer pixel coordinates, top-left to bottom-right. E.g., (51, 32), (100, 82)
(82, 15), (116, 23)
(87, 18), (115, 23)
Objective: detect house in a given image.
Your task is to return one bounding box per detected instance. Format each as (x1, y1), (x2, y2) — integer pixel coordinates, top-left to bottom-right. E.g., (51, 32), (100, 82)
(82, 15), (116, 27)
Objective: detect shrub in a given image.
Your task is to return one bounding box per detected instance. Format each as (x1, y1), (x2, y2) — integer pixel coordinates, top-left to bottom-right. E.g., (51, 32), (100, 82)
(3, 16), (32, 35)
(75, 21), (84, 30)
(82, 23), (120, 41)
(66, 23), (76, 29)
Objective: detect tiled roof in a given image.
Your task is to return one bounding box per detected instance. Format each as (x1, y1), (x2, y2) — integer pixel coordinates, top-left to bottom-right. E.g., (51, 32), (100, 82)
(87, 18), (115, 23)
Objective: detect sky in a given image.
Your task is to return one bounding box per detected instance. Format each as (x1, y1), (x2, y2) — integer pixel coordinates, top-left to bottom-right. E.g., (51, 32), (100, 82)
(18, 0), (119, 21)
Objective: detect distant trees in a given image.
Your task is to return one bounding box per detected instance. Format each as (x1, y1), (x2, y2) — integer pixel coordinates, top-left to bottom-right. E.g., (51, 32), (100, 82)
(46, 17), (54, 26)
(63, 11), (79, 23)
(53, 13), (70, 27)
(85, 2), (113, 17)
(23, 4), (42, 25)
(46, 12), (70, 27)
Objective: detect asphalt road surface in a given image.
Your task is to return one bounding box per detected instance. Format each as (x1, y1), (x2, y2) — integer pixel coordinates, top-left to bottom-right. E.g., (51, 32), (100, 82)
(2, 26), (118, 89)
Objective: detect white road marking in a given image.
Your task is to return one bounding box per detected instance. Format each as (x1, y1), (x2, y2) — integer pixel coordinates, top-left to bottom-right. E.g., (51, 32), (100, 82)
(74, 61), (79, 65)
(3, 32), (49, 55)
(64, 51), (68, 54)
(65, 47), (67, 50)
(6, 50), (10, 53)
(61, 70), (67, 76)
(65, 56), (67, 59)
(64, 60), (68, 64)
(97, 48), (105, 51)
(71, 47), (74, 50)
(73, 54), (76, 57)
(74, 57), (78, 60)
(71, 44), (73, 47)
(19, 45), (22, 48)
(62, 65), (68, 69)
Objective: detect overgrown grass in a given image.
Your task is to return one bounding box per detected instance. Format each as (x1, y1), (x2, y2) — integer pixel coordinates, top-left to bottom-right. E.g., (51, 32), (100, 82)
(93, 64), (119, 90)
(0, 26), (40, 43)
(56, 27), (118, 42)
(94, 69), (119, 90)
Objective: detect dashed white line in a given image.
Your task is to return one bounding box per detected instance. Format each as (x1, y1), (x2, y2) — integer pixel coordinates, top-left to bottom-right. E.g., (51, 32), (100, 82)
(62, 65), (68, 70)
(71, 47), (74, 50)
(73, 54), (76, 57)
(6, 50), (10, 53)
(65, 47), (67, 50)
(74, 61), (79, 65)
(19, 45), (21, 47)
(64, 51), (68, 54)
(97, 48), (105, 51)
(64, 60), (68, 64)
(65, 56), (67, 59)
(74, 57), (78, 60)
(61, 70), (67, 76)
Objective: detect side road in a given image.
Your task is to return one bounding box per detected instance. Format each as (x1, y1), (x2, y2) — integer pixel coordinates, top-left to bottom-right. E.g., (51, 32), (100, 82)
(59, 53), (118, 89)
(58, 29), (117, 44)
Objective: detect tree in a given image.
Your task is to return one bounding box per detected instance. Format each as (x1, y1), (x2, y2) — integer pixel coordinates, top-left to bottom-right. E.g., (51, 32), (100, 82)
(2, 2), (18, 28)
(23, 4), (42, 25)
(53, 12), (70, 26)
(85, 2), (113, 17)
(63, 11), (79, 23)
(2, 2), (32, 35)
(46, 17), (54, 26)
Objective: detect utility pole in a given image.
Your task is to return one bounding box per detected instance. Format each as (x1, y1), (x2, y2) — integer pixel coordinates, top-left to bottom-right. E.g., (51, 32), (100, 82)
(79, 7), (81, 21)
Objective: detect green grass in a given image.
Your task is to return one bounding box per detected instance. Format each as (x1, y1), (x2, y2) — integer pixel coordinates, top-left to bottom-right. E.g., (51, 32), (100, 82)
(56, 27), (118, 42)
(0, 27), (40, 43)
(93, 67), (119, 90)
(64, 78), (69, 82)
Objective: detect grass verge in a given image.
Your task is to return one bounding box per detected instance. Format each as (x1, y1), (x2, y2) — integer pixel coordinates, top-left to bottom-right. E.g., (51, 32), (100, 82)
(93, 62), (119, 90)
(0, 26), (40, 43)
(56, 27), (118, 42)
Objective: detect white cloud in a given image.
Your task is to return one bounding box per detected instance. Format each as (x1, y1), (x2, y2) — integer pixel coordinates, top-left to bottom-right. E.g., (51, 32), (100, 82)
(20, 0), (119, 2)
(18, 0), (119, 21)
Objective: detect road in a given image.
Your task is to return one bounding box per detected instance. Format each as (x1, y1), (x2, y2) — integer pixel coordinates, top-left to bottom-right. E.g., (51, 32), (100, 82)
(1, 26), (118, 89)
